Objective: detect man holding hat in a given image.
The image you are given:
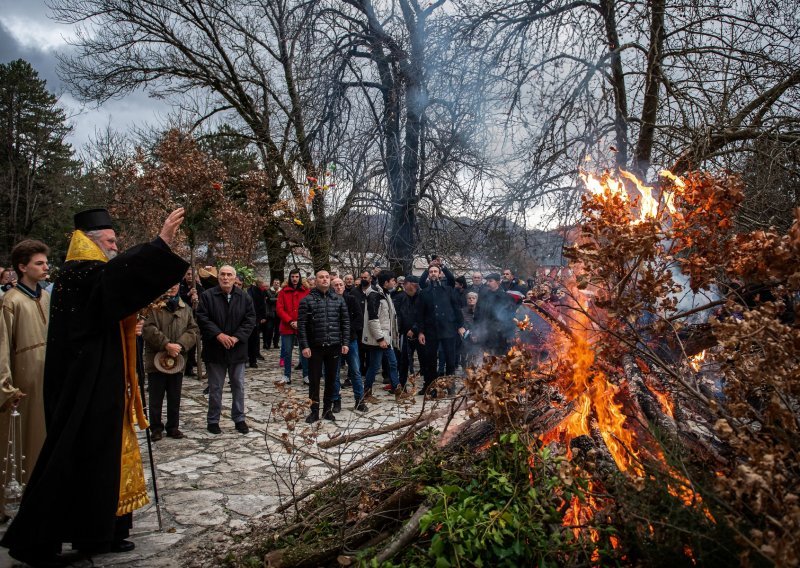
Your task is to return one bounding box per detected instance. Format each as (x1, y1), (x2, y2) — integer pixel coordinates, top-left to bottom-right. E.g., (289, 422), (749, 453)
(142, 282), (199, 441)
(473, 273), (516, 356)
(2, 207), (188, 566)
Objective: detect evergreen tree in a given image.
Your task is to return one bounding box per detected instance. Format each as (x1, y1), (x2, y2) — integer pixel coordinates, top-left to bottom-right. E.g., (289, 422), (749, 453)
(0, 59), (78, 259)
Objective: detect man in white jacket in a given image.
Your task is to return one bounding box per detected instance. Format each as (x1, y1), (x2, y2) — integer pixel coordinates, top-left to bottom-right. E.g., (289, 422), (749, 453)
(361, 271), (401, 402)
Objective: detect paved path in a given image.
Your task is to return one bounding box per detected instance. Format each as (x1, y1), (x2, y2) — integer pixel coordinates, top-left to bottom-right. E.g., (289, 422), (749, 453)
(1, 347), (451, 567)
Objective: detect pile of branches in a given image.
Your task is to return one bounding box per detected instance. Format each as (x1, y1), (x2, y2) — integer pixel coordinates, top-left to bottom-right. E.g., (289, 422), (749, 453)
(216, 170), (799, 567)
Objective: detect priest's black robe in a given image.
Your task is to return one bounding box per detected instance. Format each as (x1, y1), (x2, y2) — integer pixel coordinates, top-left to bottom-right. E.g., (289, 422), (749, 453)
(1, 237), (187, 554)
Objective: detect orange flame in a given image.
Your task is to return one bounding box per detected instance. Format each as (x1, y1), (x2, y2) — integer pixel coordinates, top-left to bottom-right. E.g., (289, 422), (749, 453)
(689, 350), (706, 372)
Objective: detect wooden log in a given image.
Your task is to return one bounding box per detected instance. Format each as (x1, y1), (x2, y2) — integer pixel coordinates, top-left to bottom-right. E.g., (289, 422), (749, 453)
(275, 421), (424, 514)
(318, 406), (454, 449)
(372, 503), (431, 564)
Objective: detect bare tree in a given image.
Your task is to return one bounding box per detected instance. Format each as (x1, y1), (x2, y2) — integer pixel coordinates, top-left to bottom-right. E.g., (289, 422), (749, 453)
(453, 0), (800, 215)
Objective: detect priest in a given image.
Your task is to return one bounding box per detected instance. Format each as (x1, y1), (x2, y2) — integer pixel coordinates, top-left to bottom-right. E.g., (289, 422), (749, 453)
(1, 207), (188, 566)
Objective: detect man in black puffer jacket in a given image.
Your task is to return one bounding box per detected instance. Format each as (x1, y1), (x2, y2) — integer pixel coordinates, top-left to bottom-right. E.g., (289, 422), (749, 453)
(298, 270), (350, 423)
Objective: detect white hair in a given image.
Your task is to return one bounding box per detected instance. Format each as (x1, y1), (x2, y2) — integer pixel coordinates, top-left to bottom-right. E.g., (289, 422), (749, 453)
(219, 264), (237, 277)
(84, 229), (117, 259)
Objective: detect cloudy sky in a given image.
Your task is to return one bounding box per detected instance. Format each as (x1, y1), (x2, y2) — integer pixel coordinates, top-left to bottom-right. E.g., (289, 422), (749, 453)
(0, 0), (169, 150)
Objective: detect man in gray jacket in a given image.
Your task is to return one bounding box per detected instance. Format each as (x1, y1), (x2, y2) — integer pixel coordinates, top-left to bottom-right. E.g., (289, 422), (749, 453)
(362, 270), (401, 401)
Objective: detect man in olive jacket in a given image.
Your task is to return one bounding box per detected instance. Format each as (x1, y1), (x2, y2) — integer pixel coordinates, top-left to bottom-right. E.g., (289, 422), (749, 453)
(142, 282), (199, 440)
(298, 270), (350, 423)
(196, 265), (256, 435)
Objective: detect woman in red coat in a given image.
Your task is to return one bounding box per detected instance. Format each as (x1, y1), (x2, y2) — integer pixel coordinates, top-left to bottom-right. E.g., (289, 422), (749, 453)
(276, 268), (310, 384)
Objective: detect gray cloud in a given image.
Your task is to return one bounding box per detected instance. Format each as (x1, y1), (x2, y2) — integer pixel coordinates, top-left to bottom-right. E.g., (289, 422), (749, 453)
(0, 2), (171, 149)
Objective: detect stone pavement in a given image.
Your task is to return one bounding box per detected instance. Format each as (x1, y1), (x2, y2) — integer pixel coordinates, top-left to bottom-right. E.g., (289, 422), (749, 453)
(1, 347), (454, 567)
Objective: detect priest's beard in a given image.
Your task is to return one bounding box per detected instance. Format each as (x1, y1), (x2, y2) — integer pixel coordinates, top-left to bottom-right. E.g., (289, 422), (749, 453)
(104, 249), (118, 259)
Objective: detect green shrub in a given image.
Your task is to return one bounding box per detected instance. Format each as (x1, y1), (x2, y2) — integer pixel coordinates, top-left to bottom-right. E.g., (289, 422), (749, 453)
(415, 433), (616, 567)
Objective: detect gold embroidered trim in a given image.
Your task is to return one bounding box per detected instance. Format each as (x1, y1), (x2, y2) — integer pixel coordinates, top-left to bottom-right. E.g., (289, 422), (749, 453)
(14, 342), (46, 356)
(65, 230), (108, 263)
(116, 315), (150, 516)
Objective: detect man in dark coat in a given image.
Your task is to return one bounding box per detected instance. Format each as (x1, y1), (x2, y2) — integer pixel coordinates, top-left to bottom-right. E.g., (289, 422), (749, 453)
(393, 275), (422, 387)
(196, 265), (256, 435)
(1, 207), (188, 566)
(416, 266), (465, 395)
(179, 267), (203, 377)
(474, 273), (516, 355)
(246, 279), (268, 368)
(298, 270), (350, 423)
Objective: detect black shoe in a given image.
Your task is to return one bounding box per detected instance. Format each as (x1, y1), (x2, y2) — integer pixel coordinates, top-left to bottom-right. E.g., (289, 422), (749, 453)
(342, 378), (352, 388)
(167, 429), (185, 439)
(235, 421), (250, 434)
(111, 540), (136, 553)
(332, 400), (342, 413)
(203, 386), (210, 395)
(354, 402), (368, 412)
(151, 430), (163, 441)
(294, 362), (303, 370)
(185, 370), (196, 377)
(305, 410), (320, 424)
(417, 388), (427, 395)
(322, 410), (336, 421)
(249, 362), (259, 368)
(207, 423), (222, 434)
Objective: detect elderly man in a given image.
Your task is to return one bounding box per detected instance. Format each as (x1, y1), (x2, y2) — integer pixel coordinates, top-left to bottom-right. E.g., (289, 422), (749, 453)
(466, 272), (486, 296)
(141, 282), (199, 441)
(0, 240), (50, 523)
(297, 271), (350, 422)
(331, 277), (367, 412)
(2, 207), (188, 565)
(196, 265), (256, 435)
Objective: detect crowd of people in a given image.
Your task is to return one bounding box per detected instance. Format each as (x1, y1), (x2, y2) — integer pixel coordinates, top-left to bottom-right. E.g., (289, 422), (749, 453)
(0, 205), (565, 566)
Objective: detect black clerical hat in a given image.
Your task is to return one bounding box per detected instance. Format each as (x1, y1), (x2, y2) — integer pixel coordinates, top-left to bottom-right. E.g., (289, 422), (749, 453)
(74, 208), (114, 231)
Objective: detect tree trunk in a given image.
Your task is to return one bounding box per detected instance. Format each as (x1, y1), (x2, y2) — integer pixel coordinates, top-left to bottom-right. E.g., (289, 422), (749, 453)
(600, 0), (630, 169)
(633, 0), (666, 175)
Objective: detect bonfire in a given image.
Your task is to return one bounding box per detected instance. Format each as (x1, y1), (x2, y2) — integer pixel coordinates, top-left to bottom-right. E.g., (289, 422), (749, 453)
(217, 169), (800, 568)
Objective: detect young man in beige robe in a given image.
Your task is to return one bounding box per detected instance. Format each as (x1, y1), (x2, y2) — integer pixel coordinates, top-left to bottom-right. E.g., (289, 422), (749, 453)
(0, 240), (50, 522)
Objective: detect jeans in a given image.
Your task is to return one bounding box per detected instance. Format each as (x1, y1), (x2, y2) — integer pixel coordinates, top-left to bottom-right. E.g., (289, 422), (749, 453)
(335, 338), (365, 403)
(148, 371), (183, 432)
(307, 345), (341, 412)
(206, 361), (246, 425)
(421, 336), (457, 388)
(365, 346), (399, 391)
(280, 334), (308, 380)
(399, 336), (422, 386)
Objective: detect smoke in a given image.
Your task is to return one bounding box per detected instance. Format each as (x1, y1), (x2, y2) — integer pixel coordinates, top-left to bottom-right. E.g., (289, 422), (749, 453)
(669, 265), (720, 324)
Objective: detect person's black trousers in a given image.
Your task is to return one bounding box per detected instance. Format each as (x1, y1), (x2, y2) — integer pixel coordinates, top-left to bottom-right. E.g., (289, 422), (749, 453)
(248, 326), (261, 363)
(308, 345), (341, 411)
(399, 336), (421, 386)
(263, 316), (280, 348)
(148, 371), (184, 433)
(421, 336), (457, 387)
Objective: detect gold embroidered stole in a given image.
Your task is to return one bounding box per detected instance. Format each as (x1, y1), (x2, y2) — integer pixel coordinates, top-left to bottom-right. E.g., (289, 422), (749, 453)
(65, 230), (150, 515)
(117, 315), (150, 515)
